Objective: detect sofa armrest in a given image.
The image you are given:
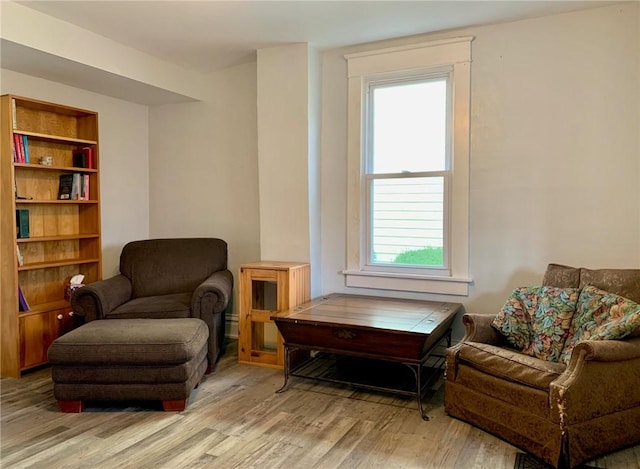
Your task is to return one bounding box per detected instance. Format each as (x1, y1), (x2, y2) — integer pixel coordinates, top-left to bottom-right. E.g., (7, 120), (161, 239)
(70, 275), (132, 322)
(446, 313), (503, 382)
(192, 269), (233, 318)
(461, 313), (502, 345)
(567, 337), (640, 363)
(550, 337), (640, 425)
(192, 269), (233, 365)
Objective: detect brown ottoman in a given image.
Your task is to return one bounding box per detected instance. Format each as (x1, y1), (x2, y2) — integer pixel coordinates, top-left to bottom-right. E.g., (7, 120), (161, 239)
(48, 318), (209, 413)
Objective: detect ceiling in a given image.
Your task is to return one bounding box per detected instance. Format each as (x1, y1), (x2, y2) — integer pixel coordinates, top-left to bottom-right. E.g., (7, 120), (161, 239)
(16, 1), (615, 75)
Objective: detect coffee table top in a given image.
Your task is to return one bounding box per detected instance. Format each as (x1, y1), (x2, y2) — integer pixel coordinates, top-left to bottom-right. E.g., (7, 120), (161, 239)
(272, 293), (462, 336)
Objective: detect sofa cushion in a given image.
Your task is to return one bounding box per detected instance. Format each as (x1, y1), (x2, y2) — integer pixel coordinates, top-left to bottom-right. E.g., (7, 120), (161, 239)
(560, 286), (640, 364)
(457, 341), (566, 391)
(543, 264), (581, 288)
(106, 293), (191, 319)
(492, 286), (578, 362)
(492, 287), (537, 350)
(523, 287), (579, 362)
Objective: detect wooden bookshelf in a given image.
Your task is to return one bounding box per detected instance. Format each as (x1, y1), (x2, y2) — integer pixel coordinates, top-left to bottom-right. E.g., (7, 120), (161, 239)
(1, 95), (102, 377)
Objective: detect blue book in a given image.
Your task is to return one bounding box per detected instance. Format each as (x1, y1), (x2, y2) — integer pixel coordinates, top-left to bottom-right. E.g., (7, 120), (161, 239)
(22, 135), (30, 163)
(18, 286), (29, 312)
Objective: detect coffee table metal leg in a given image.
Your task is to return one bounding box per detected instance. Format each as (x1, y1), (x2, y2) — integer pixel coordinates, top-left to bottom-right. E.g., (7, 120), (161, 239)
(416, 363), (430, 421)
(276, 344), (290, 393)
(404, 362), (430, 421)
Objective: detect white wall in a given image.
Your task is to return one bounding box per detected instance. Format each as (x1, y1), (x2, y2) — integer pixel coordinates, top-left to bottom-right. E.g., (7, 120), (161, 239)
(319, 3), (640, 340)
(0, 69), (150, 277)
(256, 44), (311, 263)
(148, 62), (261, 335)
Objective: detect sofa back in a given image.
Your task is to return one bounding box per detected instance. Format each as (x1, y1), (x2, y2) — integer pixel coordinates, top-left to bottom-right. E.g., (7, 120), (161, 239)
(120, 238), (228, 299)
(543, 264), (640, 303)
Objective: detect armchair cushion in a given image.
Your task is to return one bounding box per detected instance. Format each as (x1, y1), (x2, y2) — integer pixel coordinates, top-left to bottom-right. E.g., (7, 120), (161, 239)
(458, 341), (566, 391)
(560, 286), (640, 364)
(491, 286), (536, 350)
(106, 293), (192, 320)
(492, 286), (578, 362)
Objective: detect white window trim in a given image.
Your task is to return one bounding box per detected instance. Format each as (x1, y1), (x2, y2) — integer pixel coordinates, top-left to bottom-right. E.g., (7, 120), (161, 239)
(342, 36), (474, 296)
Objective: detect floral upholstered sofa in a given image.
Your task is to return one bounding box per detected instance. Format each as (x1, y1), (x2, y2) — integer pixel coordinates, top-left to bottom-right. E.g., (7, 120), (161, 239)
(445, 264), (640, 468)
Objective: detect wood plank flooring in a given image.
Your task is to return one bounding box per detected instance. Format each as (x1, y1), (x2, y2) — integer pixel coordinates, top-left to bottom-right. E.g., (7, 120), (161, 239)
(1, 341), (639, 469)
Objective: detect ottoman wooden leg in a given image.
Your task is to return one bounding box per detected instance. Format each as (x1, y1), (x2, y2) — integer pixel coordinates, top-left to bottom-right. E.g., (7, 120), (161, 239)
(162, 399), (188, 412)
(58, 400), (84, 413)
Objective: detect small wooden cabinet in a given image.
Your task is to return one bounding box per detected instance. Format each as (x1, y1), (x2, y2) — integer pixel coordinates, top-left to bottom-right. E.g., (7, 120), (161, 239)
(238, 261), (310, 368)
(1, 95), (101, 377)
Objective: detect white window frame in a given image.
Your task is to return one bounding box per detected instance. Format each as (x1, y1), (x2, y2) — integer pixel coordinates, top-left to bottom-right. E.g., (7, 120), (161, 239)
(342, 36), (474, 295)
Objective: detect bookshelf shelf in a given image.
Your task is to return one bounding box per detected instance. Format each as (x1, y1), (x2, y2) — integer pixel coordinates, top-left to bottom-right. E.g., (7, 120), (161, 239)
(15, 199), (99, 205)
(14, 163), (98, 173)
(18, 258), (101, 271)
(14, 129), (97, 146)
(19, 300), (70, 317)
(1, 94), (102, 377)
(17, 234), (100, 243)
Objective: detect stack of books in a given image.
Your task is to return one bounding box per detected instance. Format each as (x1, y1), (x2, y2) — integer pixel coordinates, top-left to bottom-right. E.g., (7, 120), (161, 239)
(72, 147), (95, 169)
(58, 173), (90, 200)
(12, 134), (30, 163)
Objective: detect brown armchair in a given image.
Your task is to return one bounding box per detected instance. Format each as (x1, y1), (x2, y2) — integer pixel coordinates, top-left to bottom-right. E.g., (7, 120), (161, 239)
(445, 265), (640, 468)
(71, 238), (233, 366)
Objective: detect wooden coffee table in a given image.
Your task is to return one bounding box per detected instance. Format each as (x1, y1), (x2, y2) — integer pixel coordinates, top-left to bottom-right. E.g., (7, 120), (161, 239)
(271, 293), (462, 420)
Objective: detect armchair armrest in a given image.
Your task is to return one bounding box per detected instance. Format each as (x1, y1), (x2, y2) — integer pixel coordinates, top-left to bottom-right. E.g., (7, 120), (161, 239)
(461, 313), (503, 345)
(550, 337), (640, 425)
(70, 274), (132, 322)
(191, 269), (233, 318)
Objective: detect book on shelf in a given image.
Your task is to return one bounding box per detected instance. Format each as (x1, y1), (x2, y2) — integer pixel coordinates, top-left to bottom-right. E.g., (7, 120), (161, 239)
(71, 173), (81, 200)
(13, 134), (23, 163)
(59, 172), (89, 200)
(16, 245), (24, 267)
(18, 286), (29, 312)
(16, 209), (29, 238)
(11, 98), (17, 129)
(22, 135), (30, 163)
(81, 174), (90, 200)
(73, 147), (95, 169)
(58, 174), (73, 200)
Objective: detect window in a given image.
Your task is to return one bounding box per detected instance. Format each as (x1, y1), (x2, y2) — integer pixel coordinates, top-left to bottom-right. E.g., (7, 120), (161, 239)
(343, 37), (473, 295)
(365, 73), (450, 273)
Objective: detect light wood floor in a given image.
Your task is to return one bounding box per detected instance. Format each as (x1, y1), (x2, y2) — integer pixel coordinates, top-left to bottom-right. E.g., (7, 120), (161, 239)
(1, 341), (638, 469)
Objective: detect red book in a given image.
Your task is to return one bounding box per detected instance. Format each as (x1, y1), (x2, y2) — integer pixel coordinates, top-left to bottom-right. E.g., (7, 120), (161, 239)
(13, 134), (24, 162)
(73, 147), (95, 169)
(85, 147), (95, 169)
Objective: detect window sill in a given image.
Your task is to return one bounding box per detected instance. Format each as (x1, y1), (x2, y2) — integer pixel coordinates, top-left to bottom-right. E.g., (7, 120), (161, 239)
(341, 269), (472, 296)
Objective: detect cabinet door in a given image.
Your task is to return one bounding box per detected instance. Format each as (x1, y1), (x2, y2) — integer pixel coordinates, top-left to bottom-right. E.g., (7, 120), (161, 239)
(19, 308), (77, 370)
